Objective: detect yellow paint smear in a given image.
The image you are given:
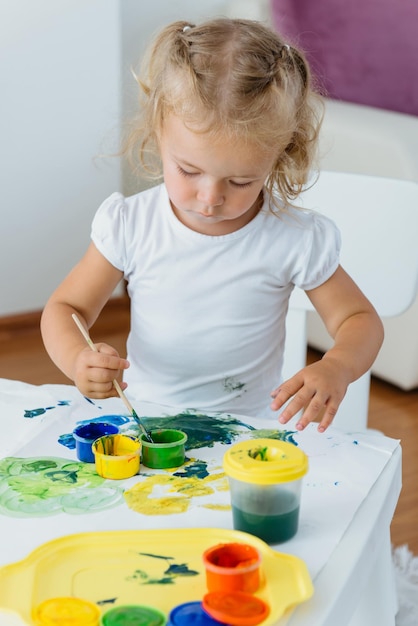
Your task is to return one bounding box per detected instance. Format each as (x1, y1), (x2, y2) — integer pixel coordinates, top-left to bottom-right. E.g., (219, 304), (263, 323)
(124, 473), (227, 516)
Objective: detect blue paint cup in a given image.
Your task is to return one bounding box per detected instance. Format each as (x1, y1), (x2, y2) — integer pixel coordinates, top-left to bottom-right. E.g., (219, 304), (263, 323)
(73, 422), (119, 463)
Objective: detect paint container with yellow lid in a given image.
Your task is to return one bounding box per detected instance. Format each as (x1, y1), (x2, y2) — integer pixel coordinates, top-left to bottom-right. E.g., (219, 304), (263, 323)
(223, 439), (308, 544)
(32, 597), (101, 626)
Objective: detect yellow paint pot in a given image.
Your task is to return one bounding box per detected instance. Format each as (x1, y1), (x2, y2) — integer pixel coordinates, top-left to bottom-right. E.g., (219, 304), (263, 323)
(32, 597), (100, 626)
(92, 434), (141, 479)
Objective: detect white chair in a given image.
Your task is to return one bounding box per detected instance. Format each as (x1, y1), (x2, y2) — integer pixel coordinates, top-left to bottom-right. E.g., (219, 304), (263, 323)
(313, 99), (418, 390)
(283, 170), (418, 431)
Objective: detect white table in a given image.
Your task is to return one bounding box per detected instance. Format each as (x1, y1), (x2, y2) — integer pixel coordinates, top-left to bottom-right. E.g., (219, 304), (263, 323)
(0, 380), (401, 625)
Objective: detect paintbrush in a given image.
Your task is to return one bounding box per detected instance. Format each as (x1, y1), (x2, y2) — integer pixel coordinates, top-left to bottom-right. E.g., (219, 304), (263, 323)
(72, 313), (154, 443)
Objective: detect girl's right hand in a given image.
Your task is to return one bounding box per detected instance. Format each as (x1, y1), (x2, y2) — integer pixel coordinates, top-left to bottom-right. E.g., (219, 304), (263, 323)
(72, 343), (130, 399)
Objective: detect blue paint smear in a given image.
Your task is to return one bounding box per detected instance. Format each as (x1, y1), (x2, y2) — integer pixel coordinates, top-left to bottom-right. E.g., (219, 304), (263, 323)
(58, 433), (76, 449)
(24, 400), (71, 418)
(24, 407), (55, 418)
(80, 415), (130, 426)
(83, 396), (102, 409)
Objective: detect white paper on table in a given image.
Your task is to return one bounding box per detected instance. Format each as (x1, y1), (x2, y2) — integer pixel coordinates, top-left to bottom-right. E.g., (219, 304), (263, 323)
(0, 380), (399, 583)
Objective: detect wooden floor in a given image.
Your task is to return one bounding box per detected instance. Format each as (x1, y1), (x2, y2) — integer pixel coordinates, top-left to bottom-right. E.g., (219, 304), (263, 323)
(1, 297), (417, 554)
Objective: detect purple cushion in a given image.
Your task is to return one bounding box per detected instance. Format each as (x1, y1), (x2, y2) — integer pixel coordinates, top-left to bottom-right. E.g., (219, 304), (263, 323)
(271, 0), (418, 115)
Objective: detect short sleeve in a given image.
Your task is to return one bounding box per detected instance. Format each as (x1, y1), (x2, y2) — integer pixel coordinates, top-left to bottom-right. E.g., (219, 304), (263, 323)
(91, 192), (128, 271)
(292, 212), (341, 290)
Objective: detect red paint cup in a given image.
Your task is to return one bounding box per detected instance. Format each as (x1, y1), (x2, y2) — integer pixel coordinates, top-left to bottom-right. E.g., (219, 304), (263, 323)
(202, 542), (261, 594)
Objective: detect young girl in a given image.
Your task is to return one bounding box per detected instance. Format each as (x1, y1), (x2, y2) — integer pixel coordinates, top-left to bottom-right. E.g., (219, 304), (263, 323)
(41, 18), (383, 432)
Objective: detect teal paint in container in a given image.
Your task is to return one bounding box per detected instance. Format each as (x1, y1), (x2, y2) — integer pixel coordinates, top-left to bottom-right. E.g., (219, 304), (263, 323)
(223, 439), (308, 545)
(139, 429), (187, 469)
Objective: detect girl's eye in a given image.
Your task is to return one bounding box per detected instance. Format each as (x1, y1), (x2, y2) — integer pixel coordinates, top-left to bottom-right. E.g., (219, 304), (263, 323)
(177, 166), (198, 178)
(230, 180), (253, 188)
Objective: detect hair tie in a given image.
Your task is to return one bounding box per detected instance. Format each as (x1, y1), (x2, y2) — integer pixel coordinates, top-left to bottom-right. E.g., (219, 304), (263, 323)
(280, 43), (291, 60)
(182, 25), (192, 32)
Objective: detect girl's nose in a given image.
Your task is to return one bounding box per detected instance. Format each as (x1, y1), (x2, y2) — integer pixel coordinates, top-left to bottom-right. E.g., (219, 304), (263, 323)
(197, 180), (224, 207)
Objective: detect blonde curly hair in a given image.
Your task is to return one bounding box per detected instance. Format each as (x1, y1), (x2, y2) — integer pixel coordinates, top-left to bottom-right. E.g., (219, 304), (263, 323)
(122, 18), (323, 209)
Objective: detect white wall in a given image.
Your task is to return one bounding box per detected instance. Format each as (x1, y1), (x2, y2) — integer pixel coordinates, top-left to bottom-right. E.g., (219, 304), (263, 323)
(1, 0), (268, 317)
(0, 0), (121, 316)
(119, 0), (230, 196)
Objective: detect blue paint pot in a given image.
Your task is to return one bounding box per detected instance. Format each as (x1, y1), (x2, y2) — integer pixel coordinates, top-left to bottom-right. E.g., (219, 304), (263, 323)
(167, 602), (224, 626)
(73, 422), (119, 463)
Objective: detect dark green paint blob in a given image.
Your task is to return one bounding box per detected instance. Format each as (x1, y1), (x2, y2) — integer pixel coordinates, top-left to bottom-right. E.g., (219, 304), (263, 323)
(97, 598), (118, 606)
(44, 470), (78, 483)
(248, 446), (269, 461)
(164, 563), (199, 577)
(128, 553), (199, 586)
(141, 412), (254, 450)
(22, 460), (59, 472)
(223, 377), (246, 392)
(139, 553), (174, 561)
(173, 460), (209, 479)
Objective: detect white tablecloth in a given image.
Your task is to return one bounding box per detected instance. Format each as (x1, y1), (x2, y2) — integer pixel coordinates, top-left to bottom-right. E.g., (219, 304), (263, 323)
(0, 378), (400, 625)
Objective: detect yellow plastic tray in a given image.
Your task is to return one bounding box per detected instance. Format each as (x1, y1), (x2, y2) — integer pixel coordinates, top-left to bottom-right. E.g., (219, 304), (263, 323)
(0, 528), (313, 625)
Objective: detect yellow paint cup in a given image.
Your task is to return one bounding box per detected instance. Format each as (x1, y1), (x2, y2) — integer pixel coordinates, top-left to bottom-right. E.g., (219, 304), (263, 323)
(32, 597), (100, 626)
(92, 434), (141, 479)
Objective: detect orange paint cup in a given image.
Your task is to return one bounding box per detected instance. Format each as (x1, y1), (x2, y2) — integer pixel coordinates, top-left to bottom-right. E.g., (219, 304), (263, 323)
(202, 542), (261, 594)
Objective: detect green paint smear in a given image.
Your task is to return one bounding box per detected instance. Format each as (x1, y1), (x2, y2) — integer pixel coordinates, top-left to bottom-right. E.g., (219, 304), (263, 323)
(127, 553), (199, 586)
(140, 412), (255, 450)
(223, 377), (246, 392)
(0, 457), (124, 517)
(0, 418), (297, 519)
(249, 429), (298, 446)
(173, 460), (209, 479)
(248, 446), (269, 461)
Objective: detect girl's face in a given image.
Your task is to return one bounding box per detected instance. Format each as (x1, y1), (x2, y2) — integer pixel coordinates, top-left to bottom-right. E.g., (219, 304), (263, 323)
(159, 114), (277, 236)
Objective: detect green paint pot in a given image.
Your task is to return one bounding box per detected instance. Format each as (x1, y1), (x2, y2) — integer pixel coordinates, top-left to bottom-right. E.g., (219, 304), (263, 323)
(140, 429), (187, 469)
(101, 605), (166, 626)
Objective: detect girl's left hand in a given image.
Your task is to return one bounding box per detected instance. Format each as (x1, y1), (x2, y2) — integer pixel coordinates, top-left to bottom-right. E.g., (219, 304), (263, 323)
(270, 358), (351, 432)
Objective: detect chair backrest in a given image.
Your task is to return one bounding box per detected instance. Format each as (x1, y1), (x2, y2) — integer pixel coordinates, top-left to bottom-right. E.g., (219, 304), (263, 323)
(283, 170), (418, 430)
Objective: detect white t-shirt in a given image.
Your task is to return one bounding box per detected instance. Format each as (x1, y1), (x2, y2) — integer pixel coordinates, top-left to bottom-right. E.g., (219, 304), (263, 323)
(91, 183), (340, 419)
